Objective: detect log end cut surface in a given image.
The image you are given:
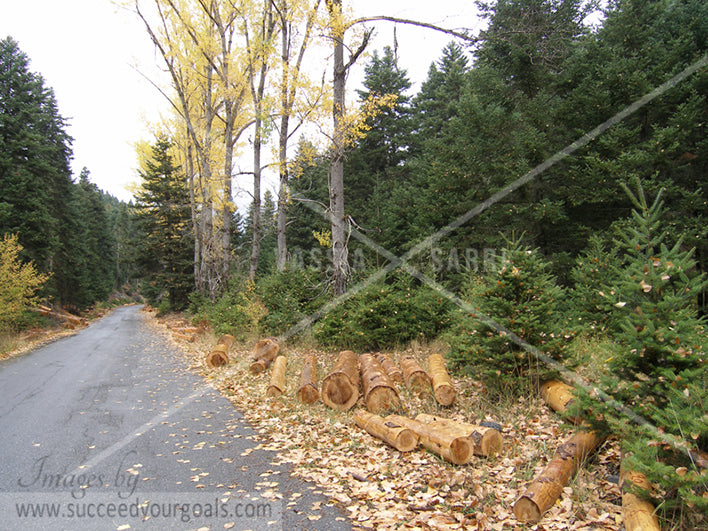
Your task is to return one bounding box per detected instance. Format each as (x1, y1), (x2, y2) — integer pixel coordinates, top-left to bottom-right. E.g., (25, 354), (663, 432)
(433, 384), (456, 407)
(205, 350), (229, 368)
(513, 496), (542, 524)
(296, 384), (319, 404)
(321, 373), (358, 411)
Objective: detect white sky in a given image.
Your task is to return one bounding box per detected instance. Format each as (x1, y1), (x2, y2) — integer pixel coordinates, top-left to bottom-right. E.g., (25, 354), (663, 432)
(0, 1), (482, 203)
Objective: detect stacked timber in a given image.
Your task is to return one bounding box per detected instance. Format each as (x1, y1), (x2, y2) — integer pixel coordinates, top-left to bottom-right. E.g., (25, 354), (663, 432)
(249, 338), (281, 374)
(296, 352), (319, 404)
(513, 430), (604, 523)
(415, 413), (503, 457)
(353, 410), (418, 452)
(321, 350), (360, 411)
(266, 355), (288, 397)
(205, 334), (236, 368)
(387, 414), (474, 465)
(428, 354), (456, 406)
(376, 353), (403, 384)
(400, 355), (432, 394)
(33, 306), (88, 327)
(359, 353), (401, 414)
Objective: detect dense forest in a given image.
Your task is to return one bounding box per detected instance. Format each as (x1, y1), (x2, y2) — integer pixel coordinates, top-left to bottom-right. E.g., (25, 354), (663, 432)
(1, 0), (706, 525)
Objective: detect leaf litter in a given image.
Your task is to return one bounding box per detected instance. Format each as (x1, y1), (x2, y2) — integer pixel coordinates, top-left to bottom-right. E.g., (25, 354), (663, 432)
(153, 312), (625, 530)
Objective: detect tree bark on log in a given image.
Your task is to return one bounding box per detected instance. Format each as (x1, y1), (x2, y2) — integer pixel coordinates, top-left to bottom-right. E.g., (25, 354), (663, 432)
(387, 415), (474, 465)
(297, 352), (319, 404)
(360, 353), (401, 414)
(620, 462), (661, 531)
(205, 334), (236, 368)
(321, 350), (360, 411)
(249, 337), (280, 374)
(428, 354), (456, 406)
(513, 430), (604, 523)
(400, 355), (432, 394)
(354, 409), (418, 452)
(375, 353), (403, 383)
(267, 355), (288, 397)
(540, 380), (580, 423)
(415, 414), (503, 457)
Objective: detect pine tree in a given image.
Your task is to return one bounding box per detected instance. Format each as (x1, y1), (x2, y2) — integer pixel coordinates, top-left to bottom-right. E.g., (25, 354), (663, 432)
(572, 178), (707, 519)
(133, 136), (194, 310)
(447, 237), (567, 395)
(0, 37), (75, 300)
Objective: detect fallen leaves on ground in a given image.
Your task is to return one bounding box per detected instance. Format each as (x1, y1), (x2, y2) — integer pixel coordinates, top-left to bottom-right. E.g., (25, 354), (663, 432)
(155, 314), (624, 530)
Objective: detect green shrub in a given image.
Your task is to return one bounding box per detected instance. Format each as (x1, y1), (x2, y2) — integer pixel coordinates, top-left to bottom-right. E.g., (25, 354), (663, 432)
(313, 273), (452, 350)
(255, 267), (328, 336)
(446, 237), (568, 395)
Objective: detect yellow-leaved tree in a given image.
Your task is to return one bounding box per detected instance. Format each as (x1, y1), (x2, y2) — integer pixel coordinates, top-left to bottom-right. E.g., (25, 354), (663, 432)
(0, 234), (48, 330)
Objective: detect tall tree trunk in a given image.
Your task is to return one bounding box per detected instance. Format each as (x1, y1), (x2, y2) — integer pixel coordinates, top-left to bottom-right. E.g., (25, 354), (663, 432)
(249, 111), (263, 280)
(329, 0), (349, 296)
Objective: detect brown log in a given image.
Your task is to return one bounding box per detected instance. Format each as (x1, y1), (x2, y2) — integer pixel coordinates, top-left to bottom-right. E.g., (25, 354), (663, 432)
(296, 352), (320, 404)
(172, 331), (196, 342)
(267, 355), (287, 397)
(540, 380), (581, 424)
(354, 410), (418, 452)
(205, 349), (229, 368)
(427, 354), (456, 406)
(249, 337), (280, 374)
(400, 355), (432, 394)
(376, 353), (403, 384)
(359, 353), (401, 414)
(415, 414), (503, 457)
(387, 414), (474, 465)
(513, 430), (604, 523)
(205, 334), (237, 368)
(321, 350), (360, 411)
(619, 462), (661, 531)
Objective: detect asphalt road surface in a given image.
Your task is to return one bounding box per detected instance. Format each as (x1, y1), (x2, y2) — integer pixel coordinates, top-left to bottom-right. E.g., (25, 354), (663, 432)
(0, 305), (351, 530)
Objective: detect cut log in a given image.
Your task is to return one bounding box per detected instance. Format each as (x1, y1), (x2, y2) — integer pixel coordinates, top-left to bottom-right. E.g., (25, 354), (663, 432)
(296, 352), (319, 404)
(387, 414), (474, 465)
(540, 380), (580, 423)
(415, 414), (503, 457)
(427, 354), (456, 406)
(619, 462), (660, 531)
(353, 410), (418, 452)
(205, 334), (237, 368)
(172, 331), (196, 342)
(376, 353), (403, 384)
(321, 350), (360, 411)
(359, 353), (401, 414)
(267, 355), (288, 397)
(400, 355), (432, 394)
(249, 337), (280, 374)
(513, 430), (604, 523)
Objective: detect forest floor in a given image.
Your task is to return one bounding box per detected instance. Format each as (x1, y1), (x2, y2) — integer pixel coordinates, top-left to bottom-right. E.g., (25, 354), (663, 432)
(152, 309), (639, 531)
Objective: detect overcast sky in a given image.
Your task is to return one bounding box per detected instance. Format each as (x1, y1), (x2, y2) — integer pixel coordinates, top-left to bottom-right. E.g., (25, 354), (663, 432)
(0, 1), (482, 203)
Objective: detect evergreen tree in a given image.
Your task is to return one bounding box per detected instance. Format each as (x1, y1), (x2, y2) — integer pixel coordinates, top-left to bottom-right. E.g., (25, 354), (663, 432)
(133, 136), (193, 310)
(571, 178), (707, 519)
(0, 37), (75, 299)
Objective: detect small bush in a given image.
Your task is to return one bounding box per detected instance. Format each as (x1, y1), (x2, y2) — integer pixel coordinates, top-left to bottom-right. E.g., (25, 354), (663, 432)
(255, 267), (328, 336)
(0, 234), (49, 331)
(446, 238), (568, 396)
(313, 273), (452, 350)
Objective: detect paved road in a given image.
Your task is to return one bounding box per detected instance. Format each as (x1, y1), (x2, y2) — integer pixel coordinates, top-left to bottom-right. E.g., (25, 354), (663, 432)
(0, 305), (351, 530)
